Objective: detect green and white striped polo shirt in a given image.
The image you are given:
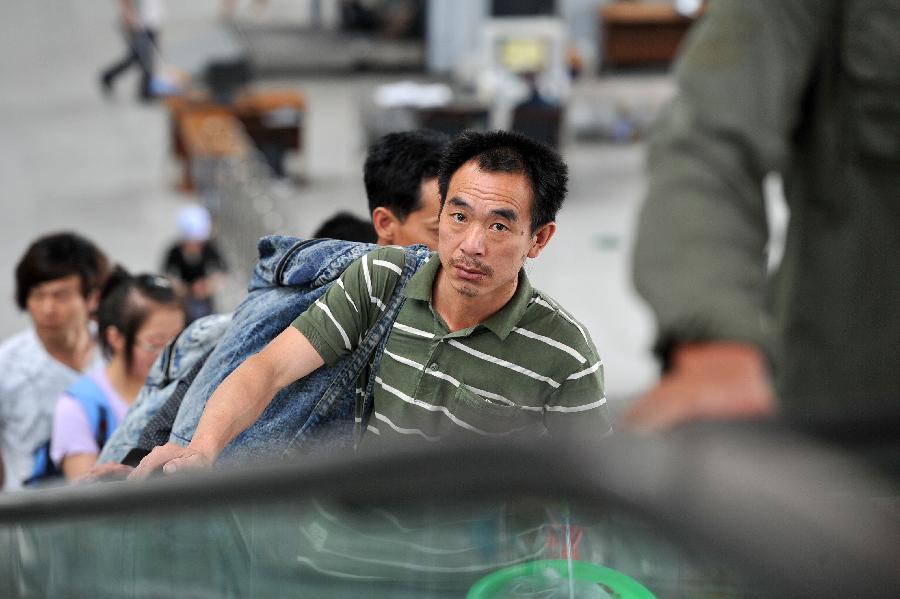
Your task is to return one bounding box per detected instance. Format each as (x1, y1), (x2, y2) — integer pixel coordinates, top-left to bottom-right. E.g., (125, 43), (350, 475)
(293, 246), (609, 448)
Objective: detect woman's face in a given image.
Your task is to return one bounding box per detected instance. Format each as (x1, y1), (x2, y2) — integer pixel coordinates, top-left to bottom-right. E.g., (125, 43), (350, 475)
(128, 305), (185, 381)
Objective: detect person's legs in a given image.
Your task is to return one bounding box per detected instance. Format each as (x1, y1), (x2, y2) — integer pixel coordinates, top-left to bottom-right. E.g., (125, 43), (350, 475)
(100, 30), (141, 91)
(133, 29), (158, 99)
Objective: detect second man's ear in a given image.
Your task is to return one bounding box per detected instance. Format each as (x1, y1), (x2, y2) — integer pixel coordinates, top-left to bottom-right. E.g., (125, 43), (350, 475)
(371, 206), (401, 244)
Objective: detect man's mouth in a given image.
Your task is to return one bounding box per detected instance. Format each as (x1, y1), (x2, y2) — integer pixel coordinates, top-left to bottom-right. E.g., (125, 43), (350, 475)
(450, 258), (490, 282)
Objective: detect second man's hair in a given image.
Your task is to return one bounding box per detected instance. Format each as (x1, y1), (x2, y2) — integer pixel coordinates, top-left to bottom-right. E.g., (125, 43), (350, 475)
(364, 130), (449, 220)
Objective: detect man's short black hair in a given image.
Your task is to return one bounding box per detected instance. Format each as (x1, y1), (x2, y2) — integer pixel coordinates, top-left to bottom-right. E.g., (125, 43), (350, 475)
(364, 129), (450, 220)
(437, 130), (568, 232)
(313, 211), (378, 243)
(14, 232), (110, 310)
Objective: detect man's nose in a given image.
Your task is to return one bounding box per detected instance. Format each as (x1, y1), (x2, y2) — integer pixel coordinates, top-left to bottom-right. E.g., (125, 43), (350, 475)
(459, 225), (485, 256)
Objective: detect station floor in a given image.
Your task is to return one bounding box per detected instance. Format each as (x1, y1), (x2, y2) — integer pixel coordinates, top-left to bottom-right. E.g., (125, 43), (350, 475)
(0, 1), (673, 409)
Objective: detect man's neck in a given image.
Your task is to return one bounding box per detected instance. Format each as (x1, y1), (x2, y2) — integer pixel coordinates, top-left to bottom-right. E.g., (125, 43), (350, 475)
(36, 326), (95, 372)
(431, 266), (517, 333)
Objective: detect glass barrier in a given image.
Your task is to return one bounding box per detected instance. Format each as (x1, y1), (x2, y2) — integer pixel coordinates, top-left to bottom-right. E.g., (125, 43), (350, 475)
(1, 427), (898, 598)
(1, 496), (761, 598)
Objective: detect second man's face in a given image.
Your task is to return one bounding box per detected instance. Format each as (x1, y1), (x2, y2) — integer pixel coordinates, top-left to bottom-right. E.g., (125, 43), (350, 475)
(392, 177), (441, 250)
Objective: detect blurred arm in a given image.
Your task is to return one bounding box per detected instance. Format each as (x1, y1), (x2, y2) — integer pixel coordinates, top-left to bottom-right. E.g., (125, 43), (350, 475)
(629, 0), (837, 429)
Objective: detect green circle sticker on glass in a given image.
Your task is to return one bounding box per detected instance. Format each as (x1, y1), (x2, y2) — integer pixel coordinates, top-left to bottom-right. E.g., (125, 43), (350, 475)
(467, 559), (657, 599)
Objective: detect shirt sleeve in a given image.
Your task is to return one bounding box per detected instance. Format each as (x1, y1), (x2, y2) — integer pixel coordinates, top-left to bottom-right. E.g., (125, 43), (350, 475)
(632, 0), (839, 362)
(50, 394), (100, 466)
(544, 344), (611, 439)
(292, 247), (406, 366)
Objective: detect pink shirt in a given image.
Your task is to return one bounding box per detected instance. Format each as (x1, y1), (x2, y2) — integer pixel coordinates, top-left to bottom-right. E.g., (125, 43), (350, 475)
(49, 367), (129, 467)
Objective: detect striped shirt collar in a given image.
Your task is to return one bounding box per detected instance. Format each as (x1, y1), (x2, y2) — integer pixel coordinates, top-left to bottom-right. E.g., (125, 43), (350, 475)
(404, 252), (535, 340)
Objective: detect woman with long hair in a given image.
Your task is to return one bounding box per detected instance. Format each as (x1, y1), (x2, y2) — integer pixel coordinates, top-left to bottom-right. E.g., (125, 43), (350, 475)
(50, 269), (185, 480)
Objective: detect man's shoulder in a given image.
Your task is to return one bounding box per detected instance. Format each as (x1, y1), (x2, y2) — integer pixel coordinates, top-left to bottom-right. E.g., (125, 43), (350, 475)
(352, 246), (415, 282)
(365, 245), (409, 268)
(521, 290), (598, 354)
(0, 329), (41, 368)
(0, 329), (53, 396)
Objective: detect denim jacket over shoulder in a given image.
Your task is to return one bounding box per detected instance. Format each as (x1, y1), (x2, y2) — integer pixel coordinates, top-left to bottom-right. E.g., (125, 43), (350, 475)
(97, 313), (233, 465)
(168, 236), (429, 463)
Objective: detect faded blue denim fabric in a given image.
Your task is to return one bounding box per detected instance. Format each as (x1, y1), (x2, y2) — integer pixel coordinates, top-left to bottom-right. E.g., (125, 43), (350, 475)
(96, 313), (232, 465)
(167, 237), (429, 463)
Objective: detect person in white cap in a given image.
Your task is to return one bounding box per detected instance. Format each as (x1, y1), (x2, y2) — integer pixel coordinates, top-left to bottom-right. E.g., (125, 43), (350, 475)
(162, 204), (228, 324)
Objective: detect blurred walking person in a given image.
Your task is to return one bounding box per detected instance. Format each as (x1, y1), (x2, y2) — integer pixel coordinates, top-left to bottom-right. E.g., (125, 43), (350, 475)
(99, 0), (165, 101)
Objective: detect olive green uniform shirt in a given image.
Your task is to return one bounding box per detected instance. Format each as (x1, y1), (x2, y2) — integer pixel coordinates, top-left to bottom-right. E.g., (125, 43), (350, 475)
(633, 0), (900, 414)
(294, 247), (610, 447)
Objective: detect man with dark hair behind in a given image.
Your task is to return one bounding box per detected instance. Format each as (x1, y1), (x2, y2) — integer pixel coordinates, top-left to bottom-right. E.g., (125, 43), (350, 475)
(312, 212), (378, 244)
(0, 232), (110, 491)
(364, 129), (448, 249)
(134, 130), (609, 477)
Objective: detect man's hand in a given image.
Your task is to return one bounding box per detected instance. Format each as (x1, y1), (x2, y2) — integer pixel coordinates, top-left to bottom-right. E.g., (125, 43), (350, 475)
(74, 463), (134, 484)
(128, 444), (213, 481)
(625, 342), (776, 432)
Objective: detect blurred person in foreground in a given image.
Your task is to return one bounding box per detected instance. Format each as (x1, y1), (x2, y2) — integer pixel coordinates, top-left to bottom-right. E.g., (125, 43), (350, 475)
(132, 130), (608, 478)
(48, 271), (184, 481)
(162, 204), (227, 325)
(0, 233), (109, 491)
(628, 0), (900, 431)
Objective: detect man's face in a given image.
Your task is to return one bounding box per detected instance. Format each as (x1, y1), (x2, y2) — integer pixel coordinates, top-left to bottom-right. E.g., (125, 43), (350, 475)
(26, 275), (92, 339)
(437, 160), (554, 301)
(392, 177), (441, 249)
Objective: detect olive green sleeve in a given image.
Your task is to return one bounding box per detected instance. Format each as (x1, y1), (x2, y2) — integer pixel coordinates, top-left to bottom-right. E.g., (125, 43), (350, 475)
(632, 0), (839, 364)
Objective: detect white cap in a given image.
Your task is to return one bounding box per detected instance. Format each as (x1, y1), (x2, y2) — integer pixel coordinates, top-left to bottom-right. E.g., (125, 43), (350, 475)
(177, 204), (212, 242)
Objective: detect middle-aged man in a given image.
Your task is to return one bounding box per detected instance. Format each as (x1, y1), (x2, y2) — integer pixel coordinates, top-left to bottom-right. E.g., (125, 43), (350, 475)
(133, 130), (609, 477)
(0, 232), (109, 491)
(628, 0), (900, 431)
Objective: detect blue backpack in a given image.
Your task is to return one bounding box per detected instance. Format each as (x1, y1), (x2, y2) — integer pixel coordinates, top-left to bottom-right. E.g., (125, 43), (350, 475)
(26, 376), (113, 487)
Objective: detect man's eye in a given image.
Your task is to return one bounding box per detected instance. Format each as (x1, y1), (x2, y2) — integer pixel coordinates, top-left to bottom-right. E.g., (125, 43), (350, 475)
(451, 213), (465, 222)
(490, 223), (508, 232)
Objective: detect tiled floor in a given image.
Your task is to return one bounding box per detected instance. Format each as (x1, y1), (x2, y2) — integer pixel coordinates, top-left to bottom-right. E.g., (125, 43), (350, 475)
(0, 1), (674, 408)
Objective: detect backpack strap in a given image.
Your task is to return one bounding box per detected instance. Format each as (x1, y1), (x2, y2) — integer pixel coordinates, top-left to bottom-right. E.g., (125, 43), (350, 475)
(66, 376), (115, 447)
(24, 376), (113, 487)
(282, 245), (430, 455)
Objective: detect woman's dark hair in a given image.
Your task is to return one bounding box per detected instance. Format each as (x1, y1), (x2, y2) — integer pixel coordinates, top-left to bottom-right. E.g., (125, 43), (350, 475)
(15, 232), (110, 310)
(96, 268), (184, 368)
(437, 130), (569, 232)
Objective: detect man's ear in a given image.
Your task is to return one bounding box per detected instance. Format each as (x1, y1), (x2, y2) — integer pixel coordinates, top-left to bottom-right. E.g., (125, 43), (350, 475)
(371, 207), (400, 244)
(527, 222), (556, 259)
(85, 289), (101, 314)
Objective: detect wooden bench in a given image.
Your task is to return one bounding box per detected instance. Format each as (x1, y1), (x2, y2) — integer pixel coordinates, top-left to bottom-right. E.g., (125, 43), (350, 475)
(165, 88), (306, 190)
(599, 2), (705, 70)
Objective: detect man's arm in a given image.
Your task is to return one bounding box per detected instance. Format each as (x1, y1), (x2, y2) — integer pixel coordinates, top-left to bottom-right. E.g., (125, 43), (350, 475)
(130, 327), (324, 479)
(628, 0), (837, 430)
